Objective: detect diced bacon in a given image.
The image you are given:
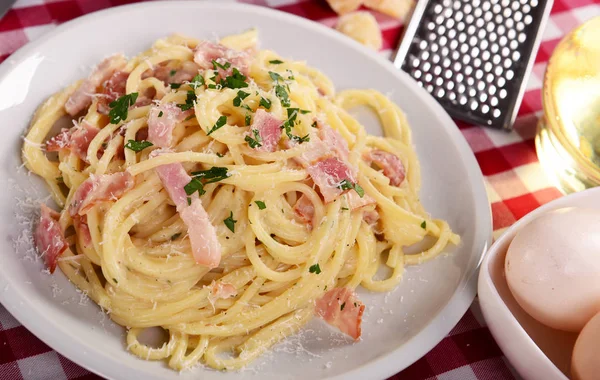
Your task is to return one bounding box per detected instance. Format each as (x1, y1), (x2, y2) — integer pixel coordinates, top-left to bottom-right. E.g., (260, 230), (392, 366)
(293, 194), (315, 226)
(97, 71), (129, 114)
(46, 121), (100, 162)
(316, 119), (349, 161)
(208, 281), (237, 300)
(363, 149), (406, 186)
(34, 204), (68, 274)
(287, 138), (331, 168)
(69, 172), (134, 216)
(144, 61), (200, 86)
(363, 210), (379, 226)
(346, 191), (376, 210)
(315, 287), (365, 341)
(193, 40), (251, 76)
(249, 109), (282, 152)
(73, 214), (92, 247)
(154, 163), (221, 268)
(65, 54), (127, 116)
(306, 157), (356, 203)
(147, 103), (192, 148)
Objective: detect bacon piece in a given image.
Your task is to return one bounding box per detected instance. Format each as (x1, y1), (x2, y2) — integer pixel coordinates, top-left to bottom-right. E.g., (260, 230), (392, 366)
(293, 194), (315, 226)
(193, 40), (251, 76)
(73, 214), (92, 247)
(34, 204), (68, 274)
(287, 138), (331, 167)
(316, 120), (349, 161)
(363, 149), (406, 186)
(363, 210), (379, 226)
(208, 281), (237, 300)
(316, 287), (365, 340)
(306, 157), (356, 203)
(154, 163), (221, 268)
(145, 61), (200, 86)
(147, 103), (192, 148)
(46, 121), (100, 162)
(69, 172), (134, 216)
(65, 54), (127, 116)
(249, 109), (282, 152)
(346, 190), (376, 210)
(97, 71), (129, 114)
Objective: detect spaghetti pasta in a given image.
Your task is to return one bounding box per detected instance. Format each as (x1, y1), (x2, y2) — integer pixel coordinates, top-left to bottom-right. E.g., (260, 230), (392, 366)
(22, 30), (460, 371)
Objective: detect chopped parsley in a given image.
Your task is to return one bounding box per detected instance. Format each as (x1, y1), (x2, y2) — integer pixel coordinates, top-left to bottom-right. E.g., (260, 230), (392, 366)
(186, 197), (191, 206)
(206, 115), (228, 136)
(158, 111), (164, 117)
(184, 114), (195, 121)
(309, 263), (321, 274)
(170, 233), (182, 241)
(421, 221), (427, 229)
(189, 74), (204, 90)
(221, 68), (248, 89)
(190, 167), (229, 183)
(216, 152), (224, 158)
(287, 70), (295, 80)
(124, 139), (153, 152)
(233, 90), (250, 107)
(241, 104), (252, 111)
(113, 278), (118, 284)
(300, 109), (311, 114)
(170, 69), (176, 76)
(337, 179), (365, 198)
(255, 200), (266, 210)
(269, 59), (284, 64)
(281, 108), (309, 143)
(245, 114), (252, 126)
(245, 129), (263, 149)
(224, 211), (237, 233)
(354, 302), (357, 307)
(341, 207), (349, 211)
(184, 178), (206, 197)
(259, 97), (272, 109)
(268, 71), (291, 107)
(108, 92), (138, 124)
(269, 71), (285, 82)
(212, 60), (231, 70)
(340, 302), (346, 311)
(56, 177), (63, 183)
(170, 83), (181, 89)
(311, 121), (318, 128)
(177, 90), (197, 111)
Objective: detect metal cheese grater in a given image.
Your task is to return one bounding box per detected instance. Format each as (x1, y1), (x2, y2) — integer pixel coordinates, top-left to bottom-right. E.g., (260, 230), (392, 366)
(393, 0), (553, 130)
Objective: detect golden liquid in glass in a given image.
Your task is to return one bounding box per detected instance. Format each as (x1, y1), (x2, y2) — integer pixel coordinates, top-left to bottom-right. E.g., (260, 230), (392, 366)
(536, 16), (600, 193)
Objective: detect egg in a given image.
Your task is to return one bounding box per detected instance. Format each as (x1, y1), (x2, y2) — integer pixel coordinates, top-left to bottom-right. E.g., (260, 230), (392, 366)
(572, 310), (600, 380)
(505, 207), (600, 332)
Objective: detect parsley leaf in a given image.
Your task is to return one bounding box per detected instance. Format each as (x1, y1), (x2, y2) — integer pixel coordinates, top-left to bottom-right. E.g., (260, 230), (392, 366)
(292, 134), (310, 143)
(158, 111), (164, 117)
(189, 74), (204, 90)
(233, 90), (250, 107)
(300, 109), (310, 114)
(187, 197), (191, 206)
(337, 179), (365, 198)
(124, 139), (153, 152)
(109, 93), (138, 124)
(255, 201), (266, 210)
(421, 221), (427, 229)
(170, 69), (176, 76)
(170, 233), (182, 241)
(275, 85), (290, 107)
(341, 207), (349, 211)
(216, 152), (224, 158)
(311, 121), (318, 128)
(224, 211), (237, 233)
(340, 302), (346, 311)
(309, 264), (321, 274)
(170, 83), (181, 89)
(212, 60), (231, 70)
(287, 70), (295, 80)
(221, 68), (248, 89)
(269, 71), (284, 82)
(184, 114), (195, 121)
(245, 129), (263, 149)
(190, 167), (229, 183)
(245, 114), (252, 126)
(269, 59), (284, 64)
(184, 178), (206, 197)
(207, 115), (228, 136)
(177, 90), (197, 111)
(259, 97), (272, 109)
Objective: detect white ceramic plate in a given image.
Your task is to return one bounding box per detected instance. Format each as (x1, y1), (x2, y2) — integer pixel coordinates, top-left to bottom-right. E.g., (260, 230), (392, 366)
(0, 2), (491, 379)
(478, 188), (600, 380)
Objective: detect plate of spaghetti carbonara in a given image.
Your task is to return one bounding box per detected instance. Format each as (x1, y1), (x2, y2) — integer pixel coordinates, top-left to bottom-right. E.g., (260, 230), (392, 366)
(0, 2), (491, 380)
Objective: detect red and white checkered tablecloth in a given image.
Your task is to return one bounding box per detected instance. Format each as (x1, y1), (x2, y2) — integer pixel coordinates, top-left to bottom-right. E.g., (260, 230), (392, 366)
(1, 0), (599, 379)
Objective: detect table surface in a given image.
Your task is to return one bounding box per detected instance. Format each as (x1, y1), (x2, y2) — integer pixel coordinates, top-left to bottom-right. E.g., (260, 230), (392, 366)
(1, 0), (598, 379)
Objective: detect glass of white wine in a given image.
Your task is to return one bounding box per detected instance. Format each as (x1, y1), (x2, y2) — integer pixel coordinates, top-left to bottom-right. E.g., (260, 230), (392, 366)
(536, 16), (600, 194)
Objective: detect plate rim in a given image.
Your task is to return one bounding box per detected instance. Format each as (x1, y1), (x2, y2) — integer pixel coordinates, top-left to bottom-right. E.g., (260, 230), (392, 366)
(0, 2), (492, 379)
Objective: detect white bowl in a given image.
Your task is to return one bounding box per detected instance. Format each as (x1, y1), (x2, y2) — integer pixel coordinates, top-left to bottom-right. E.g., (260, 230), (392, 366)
(477, 188), (600, 380)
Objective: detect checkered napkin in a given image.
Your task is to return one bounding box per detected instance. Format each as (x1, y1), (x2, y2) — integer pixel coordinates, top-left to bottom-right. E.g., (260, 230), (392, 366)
(1, 0), (599, 379)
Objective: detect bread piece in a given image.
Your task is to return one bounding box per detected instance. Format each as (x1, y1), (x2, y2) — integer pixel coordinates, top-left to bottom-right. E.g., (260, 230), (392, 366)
(326, 0), (363, 15)
(363, 0), (414, 20)
(335, 11), (383, 50)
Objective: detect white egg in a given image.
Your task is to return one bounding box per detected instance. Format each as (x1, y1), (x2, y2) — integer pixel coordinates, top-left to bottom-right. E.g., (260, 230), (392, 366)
(572, 310), (600, 380)
(505, 207), (600, 332)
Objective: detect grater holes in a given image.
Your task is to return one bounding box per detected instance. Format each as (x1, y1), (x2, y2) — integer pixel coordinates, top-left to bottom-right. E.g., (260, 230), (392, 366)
(436, 88), (445, 98)
(432, 54), (441, 64)
(482, 50), (491, 60)
(458, 32), (467, 43)
(441, 46), (449, 56)
(467, 77), (475, 87)
(484, 11), (493, 23)
(476, 18), (485, 29)
(457, 21), (466, 31)
(469, 36), (478, 46)
(435, 15), (444, 25)
(431, 43), (439, 52)
(433, 4), (443, 14)
(514, 11), (523, 22)
(495, 14), (503, 24)
(419, 40), (428, 49)
(497, 77), (506, 88)
(473, 0), (481, 6)
(474, 58), (482, 68)
(490, 96), (499, 106)
(414, 70), (422, 79)
(453, 62), (461, 71)
(463, 3), (472, 13)
(443, 7), (453, 17)
(471, 46), (480, 58)
(438, 25), (447, 35)
(451, 50), (460, 60)
(512, 51), (521, 61)
(446, 18), (455, 29)
(484, 61), (493, 72)
(531, 0), (539, 6)
(506, 69), (514, 80)
(459, 95), (468, 105)
(442, 57), (451, 67)
(427, 21), (436, 31)
(506, 18), (515, 28)
(481, 40), (489, 50)
(497, 25), (506, 35)
(522, 4), (531, 13)
(474, 7), (483, 18)
(499, 36), (508, 47)
(470, 100), (479, 111)
(452, 0), (460, 11)
(448, 91), (456, 101)
(454, 11), (464, 22)
(518, 32), (527, 43)
(466, 14), (475, 25)
(428, 32), (437, 41)
(489, 85), (497, 95)
(492, 3), (501, 14)
(501, 46), (510, 57)
(464, 65), (473, 75)
(425, 73), (433, 82)
(513, 1), (521, 10)
(507, 29), (516, 39)
(485, 21), (494, 32)
(482, 2), (491, 11)
(477, 29), (486, 39)
(457, 83), (466, 93)
(480, 93), (488, 103)
(493, 109), (501, 118)
(510, 40), (519, 49)
(450, 39), (458, 49)
(494, 65), (503, 76)
(444, 69), (452, 79)
(446, 81), (455, 90)
(482, 104), (490, 114)
(486, 73), (495, 83)
(503, 8), (512, 18)
(503, 58), (511, 68)
(516, 21), (525, 31)
(477, 81), (485, 91)
(442, 0), (451, 6)
(475, 69), (484, 79)
(426, 84), (434, 93)
(423, 61), (431, 72)
(433, 65), (442, 75)
(524, 15), (533, 25)
(435, 76), (443, 86)
(421, 50), (430, 60)
(460, 44), (469, 54)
